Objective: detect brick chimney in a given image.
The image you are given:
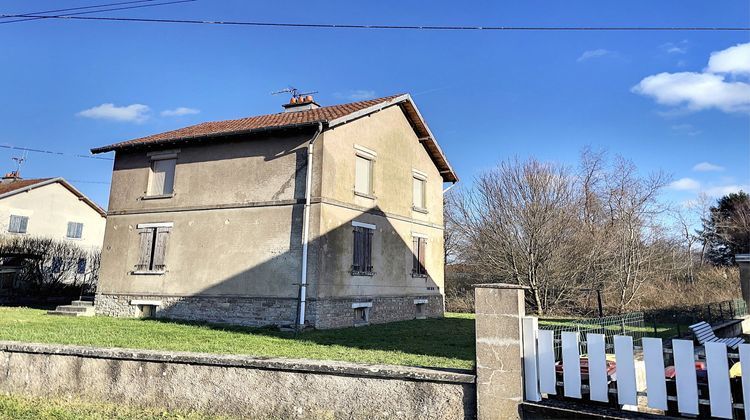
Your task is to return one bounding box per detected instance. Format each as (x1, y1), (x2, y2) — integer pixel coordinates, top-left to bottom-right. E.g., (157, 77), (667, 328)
(1, 170), (21, 184)
(282, 95), (320, 113)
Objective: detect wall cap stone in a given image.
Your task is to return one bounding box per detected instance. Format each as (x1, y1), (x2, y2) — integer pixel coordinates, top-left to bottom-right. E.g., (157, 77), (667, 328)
(0, 341), (475, 384)
(472, 283), (530, 290)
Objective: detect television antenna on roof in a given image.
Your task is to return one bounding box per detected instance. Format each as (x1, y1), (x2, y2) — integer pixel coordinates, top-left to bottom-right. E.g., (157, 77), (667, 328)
(271, 86), (318, 100)
(11, 151), (27, 174)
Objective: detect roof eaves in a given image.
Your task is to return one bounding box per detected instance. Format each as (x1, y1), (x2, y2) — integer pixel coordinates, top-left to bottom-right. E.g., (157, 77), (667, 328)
(91, 120), (326, 154)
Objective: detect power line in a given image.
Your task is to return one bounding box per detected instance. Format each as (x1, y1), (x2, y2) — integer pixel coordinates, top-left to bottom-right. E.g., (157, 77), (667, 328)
(0, 0), (197, 25)
(0, 144), (113, 161)
(0, 13), (747, 31)
(0, 0), (157, 24)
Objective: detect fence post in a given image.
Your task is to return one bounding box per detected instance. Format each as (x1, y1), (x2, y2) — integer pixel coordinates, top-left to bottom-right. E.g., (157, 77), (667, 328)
(474, 283), (529, 420)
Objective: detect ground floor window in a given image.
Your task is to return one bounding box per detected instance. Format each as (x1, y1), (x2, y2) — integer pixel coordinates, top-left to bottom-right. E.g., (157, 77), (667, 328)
(134, 223), (172, 273)
(351, 222), (375, 276)
(412, 235), (427, 277)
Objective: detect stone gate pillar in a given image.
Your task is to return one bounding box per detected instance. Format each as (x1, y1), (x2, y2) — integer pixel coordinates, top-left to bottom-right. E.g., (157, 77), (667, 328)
(737, 254), (750, 310)
(474, 283), (529, 420)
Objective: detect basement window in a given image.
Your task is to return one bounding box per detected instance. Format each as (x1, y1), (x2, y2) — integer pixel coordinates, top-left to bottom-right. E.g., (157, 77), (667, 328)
(138, 304), (156, 318)
(352, 302), (372, 326)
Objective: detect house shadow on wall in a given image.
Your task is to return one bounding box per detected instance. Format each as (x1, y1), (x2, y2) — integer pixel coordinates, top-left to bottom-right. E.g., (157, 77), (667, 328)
(112, 130), (458, 361)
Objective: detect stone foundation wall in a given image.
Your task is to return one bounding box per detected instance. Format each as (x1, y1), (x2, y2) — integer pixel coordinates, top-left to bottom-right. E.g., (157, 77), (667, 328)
(95, 294), (298, 327)
(312, 295), (444, 329)
(0, 341), (475, 419)
(95, 293), (444, 329)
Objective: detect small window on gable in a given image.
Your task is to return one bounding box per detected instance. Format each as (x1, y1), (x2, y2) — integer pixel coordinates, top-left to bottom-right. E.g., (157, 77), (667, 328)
(148, 157), (176, 196)
(135, 223), (172, 273)
(8, 215), (28, 234)
(352, 222), (374, 276)
(412, 235), (427, 277)
(66, 222), (84, 239)
(354, 155), (373, 196)
(412, 176), (426, 210)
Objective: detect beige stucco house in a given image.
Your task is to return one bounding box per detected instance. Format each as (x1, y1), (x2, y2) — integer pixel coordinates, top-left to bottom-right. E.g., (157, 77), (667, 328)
(91, 94), (457, 329)
(0, 175), (106, 250)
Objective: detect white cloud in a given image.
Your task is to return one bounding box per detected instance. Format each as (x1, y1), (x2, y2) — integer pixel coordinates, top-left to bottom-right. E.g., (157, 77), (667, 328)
(671, 123), (701, 136)
(661, 41), (688, 55)
(577, 49), (612, 62)
(692, 162), (725, 172)
(633, 42), (750, 114)
(707, 43), (750, 75)
(670, 177), (701, 191)
(704, 184), (750, 197)
(161, 107), (200, 117)
(633, 71), (750, 113)
(77, 103), (150, 122)
(344, 90), (376, 100)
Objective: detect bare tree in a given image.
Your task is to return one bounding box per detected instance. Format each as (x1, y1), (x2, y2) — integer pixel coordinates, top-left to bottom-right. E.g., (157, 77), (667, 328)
(452, 158), (579, 314)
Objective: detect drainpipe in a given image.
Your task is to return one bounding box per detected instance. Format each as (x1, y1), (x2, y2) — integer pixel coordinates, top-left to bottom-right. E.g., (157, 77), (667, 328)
(297, 122), (323, 328)
(443, 182), (457, 193)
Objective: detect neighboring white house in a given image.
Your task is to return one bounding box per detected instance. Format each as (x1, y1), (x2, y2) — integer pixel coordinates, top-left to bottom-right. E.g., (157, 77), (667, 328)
(0, 173), (106, 250)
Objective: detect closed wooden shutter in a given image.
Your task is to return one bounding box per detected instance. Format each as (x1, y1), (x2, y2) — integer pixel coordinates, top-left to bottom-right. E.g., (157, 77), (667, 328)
(365, 228), (373, 272)
(352, 227), (361, 271)
(151, 227), (170, 271)
(418, 238), (426, 275)
(136, 229), (154, 271)
(354, 156), (371, 194)
(412, 237), (420, 274)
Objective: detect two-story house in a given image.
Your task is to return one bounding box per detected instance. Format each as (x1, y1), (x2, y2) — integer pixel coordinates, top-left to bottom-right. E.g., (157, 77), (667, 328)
(91, 94), (457, 329)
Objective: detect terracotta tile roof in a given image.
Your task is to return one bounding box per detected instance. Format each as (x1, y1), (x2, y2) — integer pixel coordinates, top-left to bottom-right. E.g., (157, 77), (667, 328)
(0, 178), (53, 196)
(91, 94), (458, 183)
(91, 95), (403, 154)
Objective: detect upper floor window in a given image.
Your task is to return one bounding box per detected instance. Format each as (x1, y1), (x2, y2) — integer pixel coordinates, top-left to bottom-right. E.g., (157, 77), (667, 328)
(66, 222), (84, 239)
(412, 173), (427, 211)
(148, 156), (176, 196)
(351, 221), (375, 276)
(8, 215), (28, 234)
(354, 145), (376, 198)
(134, 222), (172, 274)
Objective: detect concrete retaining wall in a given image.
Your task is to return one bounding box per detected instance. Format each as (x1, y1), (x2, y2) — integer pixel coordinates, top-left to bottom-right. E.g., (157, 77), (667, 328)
(0, 341), (475, 419)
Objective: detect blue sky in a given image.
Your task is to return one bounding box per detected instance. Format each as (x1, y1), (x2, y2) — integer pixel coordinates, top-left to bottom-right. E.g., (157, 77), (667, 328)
(1, 0), (748, 216)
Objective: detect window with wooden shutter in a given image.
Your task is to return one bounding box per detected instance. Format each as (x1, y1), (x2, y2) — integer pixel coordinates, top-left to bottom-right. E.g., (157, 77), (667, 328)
(134, 224), (171, 273)
(412, 236), (427, 277)
(149, 158), (176, 196)
(354, 155), (373, 196)
(76, 258), (87, 274)
(351, 224), (374, 275)
(412, 176), (426, 209)
(8, 215), (28, 234)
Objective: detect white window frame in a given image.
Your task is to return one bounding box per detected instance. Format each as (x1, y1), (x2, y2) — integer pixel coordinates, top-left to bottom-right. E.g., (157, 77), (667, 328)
(353, 145), (376, 198)
(8, 215), (28, 234)
(146, 152), (178, 198)
(412, 170), (427, 211)
(66, 221), (84, 239)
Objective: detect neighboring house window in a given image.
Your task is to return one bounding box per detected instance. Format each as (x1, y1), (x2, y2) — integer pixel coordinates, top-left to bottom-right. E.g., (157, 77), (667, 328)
(66, 222), (84, 239)
(412, 174), (427, 210)
(135, 223), (172, 273)
(8, 215), (28, 234)
(51, 257), (63, 273)
(76, 258), (87, 274)
(351, 222), (374, 275)
(148, 157), (176, 196)
(412, 235), (427, 277)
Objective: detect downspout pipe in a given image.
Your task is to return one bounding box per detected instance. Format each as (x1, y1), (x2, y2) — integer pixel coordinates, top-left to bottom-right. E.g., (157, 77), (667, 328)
(298, 122), (324, 328)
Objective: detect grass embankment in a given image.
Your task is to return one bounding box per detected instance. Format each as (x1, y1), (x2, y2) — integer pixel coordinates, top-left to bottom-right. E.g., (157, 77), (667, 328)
(0, 394), (229, 420)
(0, 307), (475, 370)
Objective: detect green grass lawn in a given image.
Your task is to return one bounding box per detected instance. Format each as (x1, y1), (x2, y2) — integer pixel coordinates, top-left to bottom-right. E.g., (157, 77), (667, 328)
(0, 394), (230, 420)
(0, 307), (475, 370)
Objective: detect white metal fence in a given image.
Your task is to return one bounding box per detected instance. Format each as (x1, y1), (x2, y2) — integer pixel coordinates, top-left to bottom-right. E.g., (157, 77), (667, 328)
(522, 317), (750, 419)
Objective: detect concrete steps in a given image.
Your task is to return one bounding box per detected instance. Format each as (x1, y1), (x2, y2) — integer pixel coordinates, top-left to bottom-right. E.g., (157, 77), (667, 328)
(47, 300), (95, 317)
